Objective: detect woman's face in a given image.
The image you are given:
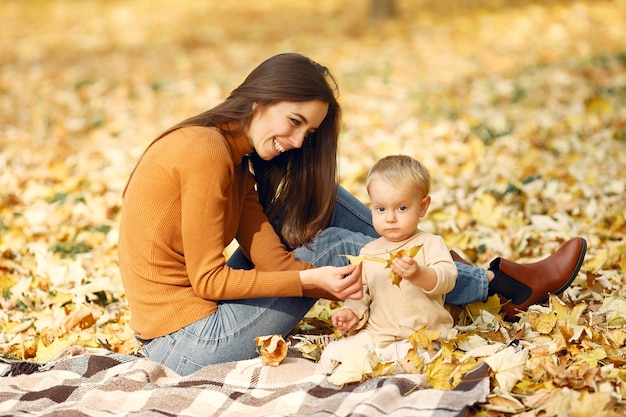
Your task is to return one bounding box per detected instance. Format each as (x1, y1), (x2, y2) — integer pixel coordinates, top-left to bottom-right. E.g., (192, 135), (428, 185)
(246, 100), (329, 160)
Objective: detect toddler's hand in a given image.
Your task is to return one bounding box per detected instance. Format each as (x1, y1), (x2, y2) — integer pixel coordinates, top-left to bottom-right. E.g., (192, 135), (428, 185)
(331, 308), (358, 334)
(391, 256), (419, 281)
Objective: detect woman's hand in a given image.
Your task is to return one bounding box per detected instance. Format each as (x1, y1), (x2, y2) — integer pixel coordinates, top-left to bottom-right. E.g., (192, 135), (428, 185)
(331, 308), (358, 334)
(300, 264), (363, 301)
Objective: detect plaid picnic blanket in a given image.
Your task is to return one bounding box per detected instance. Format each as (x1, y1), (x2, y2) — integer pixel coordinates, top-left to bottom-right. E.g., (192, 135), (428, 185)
(0, 347), (489, 417)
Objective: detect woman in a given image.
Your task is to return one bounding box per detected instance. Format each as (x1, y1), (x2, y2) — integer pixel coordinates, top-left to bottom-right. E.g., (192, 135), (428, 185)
(119, 53), (586, 376)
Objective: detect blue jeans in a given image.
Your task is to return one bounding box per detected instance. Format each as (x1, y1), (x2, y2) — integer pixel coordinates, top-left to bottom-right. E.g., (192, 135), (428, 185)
(142, 185), (488, 375)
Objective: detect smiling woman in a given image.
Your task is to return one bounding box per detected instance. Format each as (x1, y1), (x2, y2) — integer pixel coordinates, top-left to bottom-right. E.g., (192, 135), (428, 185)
(118, 53), (370, 375)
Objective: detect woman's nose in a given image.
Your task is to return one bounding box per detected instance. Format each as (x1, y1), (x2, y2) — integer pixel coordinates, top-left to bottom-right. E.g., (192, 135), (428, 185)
(289, 130), (306, 148)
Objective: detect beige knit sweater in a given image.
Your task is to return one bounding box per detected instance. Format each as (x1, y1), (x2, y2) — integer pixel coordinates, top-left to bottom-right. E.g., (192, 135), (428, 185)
(345, 231), (458, 345)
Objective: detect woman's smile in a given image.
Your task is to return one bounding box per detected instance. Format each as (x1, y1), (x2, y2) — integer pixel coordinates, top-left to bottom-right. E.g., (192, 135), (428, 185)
(273, 138), (286, 153)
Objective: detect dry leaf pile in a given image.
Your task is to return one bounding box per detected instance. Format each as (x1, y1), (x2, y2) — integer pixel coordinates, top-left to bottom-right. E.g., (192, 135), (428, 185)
(1, 0), (625, 415)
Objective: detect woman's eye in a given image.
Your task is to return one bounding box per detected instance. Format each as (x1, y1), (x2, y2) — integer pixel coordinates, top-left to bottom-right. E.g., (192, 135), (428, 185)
(290, 117), (301, 126)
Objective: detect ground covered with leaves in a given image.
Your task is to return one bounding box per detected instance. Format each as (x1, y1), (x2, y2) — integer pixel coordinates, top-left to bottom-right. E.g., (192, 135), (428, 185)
(1, 0), (625, 415)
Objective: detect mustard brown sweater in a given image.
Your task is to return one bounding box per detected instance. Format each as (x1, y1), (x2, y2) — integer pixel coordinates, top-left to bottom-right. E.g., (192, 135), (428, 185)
(119, 126), (310, 339)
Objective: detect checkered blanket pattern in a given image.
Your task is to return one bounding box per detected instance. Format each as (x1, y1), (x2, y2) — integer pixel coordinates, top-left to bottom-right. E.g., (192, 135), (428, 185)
(0, 347), (489, 416)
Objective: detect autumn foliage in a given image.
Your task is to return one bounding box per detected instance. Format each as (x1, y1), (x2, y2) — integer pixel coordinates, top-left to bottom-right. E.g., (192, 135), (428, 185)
(1, 1), (625, 415)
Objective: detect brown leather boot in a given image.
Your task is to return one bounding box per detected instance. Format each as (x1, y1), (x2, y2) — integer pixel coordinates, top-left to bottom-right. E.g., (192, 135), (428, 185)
(450, 250), (471, 265)
(490, 238), (587, 321)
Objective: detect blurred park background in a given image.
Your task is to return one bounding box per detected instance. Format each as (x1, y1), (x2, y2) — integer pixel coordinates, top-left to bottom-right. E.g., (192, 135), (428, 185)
(3, 0), (625, 262)
(1, 0), (626, 412)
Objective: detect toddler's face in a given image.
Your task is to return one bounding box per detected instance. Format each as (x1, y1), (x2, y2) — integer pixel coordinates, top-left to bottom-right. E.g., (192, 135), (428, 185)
(368, 178), (430, 242)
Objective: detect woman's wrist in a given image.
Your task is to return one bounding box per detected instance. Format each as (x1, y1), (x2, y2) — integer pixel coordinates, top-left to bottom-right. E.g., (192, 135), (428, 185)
(299, 269), (316, 290)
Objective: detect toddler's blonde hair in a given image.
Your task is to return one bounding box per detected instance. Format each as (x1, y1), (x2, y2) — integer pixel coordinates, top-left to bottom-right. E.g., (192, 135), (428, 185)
(366, 155), (431, 197)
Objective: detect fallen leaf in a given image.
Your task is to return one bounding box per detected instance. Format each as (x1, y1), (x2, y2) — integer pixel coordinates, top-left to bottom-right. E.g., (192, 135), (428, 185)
(255, 334), (288, 367)
(35, 337), (72, 362)
(64, 309), (98, 331)
(407, 327), (440, 351)
(422, 355), (458, 390)
(483, 345), (529, 392)
(328, 348), (382, 386)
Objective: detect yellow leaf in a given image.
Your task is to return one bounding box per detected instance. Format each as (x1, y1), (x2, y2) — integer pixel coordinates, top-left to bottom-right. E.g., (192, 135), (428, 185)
(342, 254), (364, 265)
(385, 245), (422, 287)
(341, 254), (387, 265)
(450, 358), (481, 387)
(371, 360), (398, 378)
(387, 270), (403, 287)
(3, 320), (33, 334)
(384, 245), (422, 268)
(466, 294), (503, 320)
(35, 337), (72, 362)
(255, 334), (288, 367)
(423, 355), (457, 390)
(328, 348), (380, 386)
(574, 347), (606, 368)
(470, 193), (502, 228)
(485, 392), (526, 414)
(584, 249), (610, 272)
(50, 291), (74, 307)
(606, 328), (626, 347)
(598, 296), (626, 327)
(398, 351), (425, 373)
(0, 275), (17, 293)
(64, 309), (98, 331)
(584, 95), (612, 115)
(533, 311), (558, 334)
(550, 293), (570, 319)
(407, 327), (440, 351)
(483, 345), (528, 392)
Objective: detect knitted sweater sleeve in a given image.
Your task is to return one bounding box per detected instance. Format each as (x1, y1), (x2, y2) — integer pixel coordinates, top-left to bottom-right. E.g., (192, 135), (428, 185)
(419, 235), (458, 296)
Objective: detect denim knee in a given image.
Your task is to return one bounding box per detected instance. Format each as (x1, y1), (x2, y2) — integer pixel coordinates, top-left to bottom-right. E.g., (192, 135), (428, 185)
(294, 227), (374, 267)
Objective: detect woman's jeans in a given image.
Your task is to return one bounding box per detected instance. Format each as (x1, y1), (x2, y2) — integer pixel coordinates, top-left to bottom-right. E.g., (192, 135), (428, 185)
(141, 185), (488, 375)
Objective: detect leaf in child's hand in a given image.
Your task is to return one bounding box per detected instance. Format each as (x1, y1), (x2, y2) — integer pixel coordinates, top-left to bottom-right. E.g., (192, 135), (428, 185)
(255, 334), (288, 366)
(387, 271), (403, 287)
(341, 254), (387, 265)
(386, 245), (423, 287)
(385, 245), (423, 268)
(343, 254), (364, 265)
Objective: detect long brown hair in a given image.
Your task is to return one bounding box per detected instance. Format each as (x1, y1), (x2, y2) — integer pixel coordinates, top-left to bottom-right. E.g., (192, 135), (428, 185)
(128, 53), (341, 249)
